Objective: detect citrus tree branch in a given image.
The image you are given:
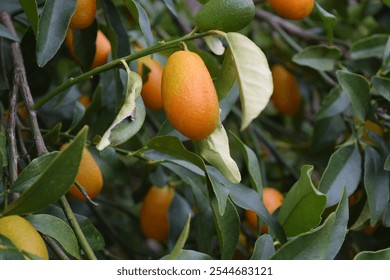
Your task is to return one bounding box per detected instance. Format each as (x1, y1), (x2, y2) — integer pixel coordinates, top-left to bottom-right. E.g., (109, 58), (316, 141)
(33, 30), (216, 109)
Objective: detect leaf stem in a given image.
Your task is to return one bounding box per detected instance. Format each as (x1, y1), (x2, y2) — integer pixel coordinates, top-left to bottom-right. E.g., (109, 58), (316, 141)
(59, 196), (97, 260)
(33, 31), (216, 109)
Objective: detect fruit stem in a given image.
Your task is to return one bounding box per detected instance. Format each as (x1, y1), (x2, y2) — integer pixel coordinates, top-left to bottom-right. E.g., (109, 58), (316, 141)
(59, 196), (98, 260)
(33, 30), (216, 110)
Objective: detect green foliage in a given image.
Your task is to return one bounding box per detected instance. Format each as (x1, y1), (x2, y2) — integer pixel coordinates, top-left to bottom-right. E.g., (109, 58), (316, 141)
(0, 0), (390, 261)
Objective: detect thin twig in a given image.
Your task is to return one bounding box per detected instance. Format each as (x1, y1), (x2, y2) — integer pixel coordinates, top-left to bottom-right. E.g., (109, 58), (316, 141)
(0, 12), (47, 156)
(7, 82), (19, 184)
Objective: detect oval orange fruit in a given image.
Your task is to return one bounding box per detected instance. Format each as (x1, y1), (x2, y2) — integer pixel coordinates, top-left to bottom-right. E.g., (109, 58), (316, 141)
(70, 0), (96, 29)
(139, 185), (175, 241)
(65, 29), (111, 69)
(60, 145), (103, 201)
(271, 64), (302, 115)
(137, 56), (164, 110)
(267, 0), (314, 20)
(161, 50), (220, 140)
(0, 215), (49, 259)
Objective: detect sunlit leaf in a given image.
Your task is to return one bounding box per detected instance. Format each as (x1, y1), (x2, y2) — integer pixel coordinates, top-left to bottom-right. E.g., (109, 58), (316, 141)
(226, 32), (273, 130)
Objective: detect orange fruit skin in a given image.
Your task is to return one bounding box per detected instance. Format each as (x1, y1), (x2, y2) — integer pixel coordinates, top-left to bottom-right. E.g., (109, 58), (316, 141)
(268, 0), (314, 20)
(0, 215), (49, 259)
(245, 187), (284, 233)
(65, 29), (111, 69)
(61, 145), (103, 201)
(161, 50), (219, 140)
(70, 0), (96, 29)
(137, 56), (164, 110)
(140, 186), (175, 241)
(271, 64), (302, 115)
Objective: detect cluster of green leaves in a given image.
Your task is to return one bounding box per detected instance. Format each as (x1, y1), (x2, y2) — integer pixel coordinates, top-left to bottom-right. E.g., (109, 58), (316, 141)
(0, 0), (389, 260)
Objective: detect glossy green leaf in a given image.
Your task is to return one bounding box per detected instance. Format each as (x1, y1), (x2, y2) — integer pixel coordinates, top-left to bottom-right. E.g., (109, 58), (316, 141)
(319, 143), (362, 207)
(351, 34), (389, 60)
(162, 250), (212, 260)
(364, 146), (389, 225)
(167, 214), (191, 260)
(271, 189), (349, 260)
(207, 166), (230, 216)
(26, 214), (81, 259)
(1, 127), (87, 216)
(226, 32), (273, 131)
(315, 2), (337, 43)
(278, 165), (327, 237)
(76, 214), (105, 251)
(0, 23), (20, 42)
(168, 193), (192, 246)
(195, 124), (241, 184)
(10, 152), (59, 193)
(36, 0), (77, 67)
(316, 86), (350, 120)
(250, 234), (275, 260)
(336, 70), (370, 121)
(214, 47), (236, 100)
(372, 76), (390, 102)
(211, 197), (240, 260)
(355, 248), (390, 260)
(293, 46), (341, 71)
(96, 70), (145, 150)
(19, 0), (39, 38)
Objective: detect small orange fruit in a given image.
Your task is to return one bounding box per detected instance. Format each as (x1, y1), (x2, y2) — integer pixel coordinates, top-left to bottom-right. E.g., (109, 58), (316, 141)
(65, 29), (111, 69)
(0, 215), (49, 259)
(161, 50), (219, 139)
(137, 56), (164, 110)
(60, 144), (103, 201)
(268, 0), (314, 20)
(271, 64), (302, 115)
(70, 0), (96, 29)
(139, 185), (175, 241)
(245, 187), (284, 233)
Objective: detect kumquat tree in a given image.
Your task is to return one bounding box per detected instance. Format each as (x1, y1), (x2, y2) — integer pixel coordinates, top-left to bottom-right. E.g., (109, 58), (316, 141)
(0, 0), (390, 260)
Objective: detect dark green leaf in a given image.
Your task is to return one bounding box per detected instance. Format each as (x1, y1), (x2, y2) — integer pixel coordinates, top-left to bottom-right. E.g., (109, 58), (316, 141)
(355, 248), (390, 260)
(10, 152), (59, 193)
(0, 23), (20, 42)
(293, 46), (341, 71)
(125, 0), (154, 47)
(26, 214), (81, 259)
(364, 146), (389, 225)
(19, 0), (39, 38)
(162, 0), (178, 17)
(211, 197), (240, 260)
(316, 86), (350, 120)
(36, 0), (77, 67)
(351, 34), (389, 60)
(372, 76), (390, 102)
(1, 127), (87, 215)
(319, 144), (362, 207)
(271, 189), (349, 260)
(207, 166), (230, 216)
(336, 70), (371, 121)
(71, 24), (98, 71)
(232, 133), (263, 193)
(250, 234), (275, 260)
(0, 235), (25, 260)
(102, 0), (129, 58)
(278, 165), (327, 237)
(168, 193), (192, 247)
(385, 155), (390, 171)
(76, 214), (105, 251)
